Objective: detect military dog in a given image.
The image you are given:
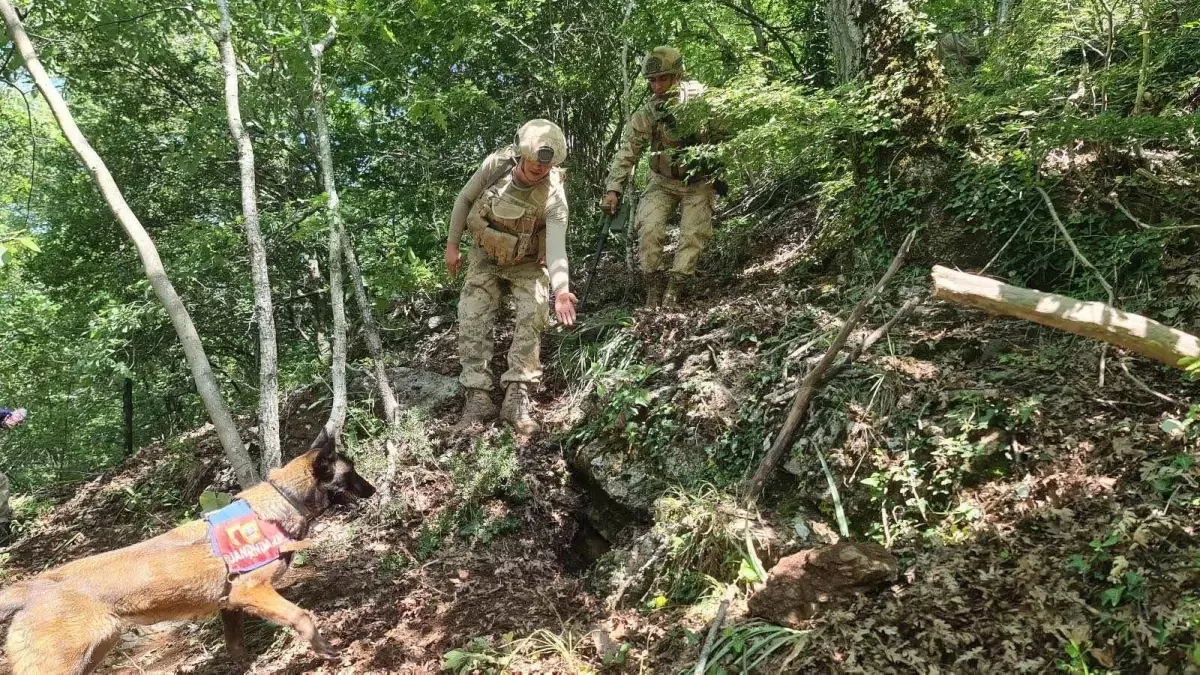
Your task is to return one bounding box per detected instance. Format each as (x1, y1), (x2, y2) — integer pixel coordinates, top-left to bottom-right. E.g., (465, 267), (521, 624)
(0, 430), (374, 674)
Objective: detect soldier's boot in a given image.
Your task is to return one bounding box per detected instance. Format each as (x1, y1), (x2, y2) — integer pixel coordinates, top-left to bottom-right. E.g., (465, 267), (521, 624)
(643, 272), (666, 308)
(457, 388), (498, 428)
(501, 383), (540, 436)
(662, 273), (686, 308)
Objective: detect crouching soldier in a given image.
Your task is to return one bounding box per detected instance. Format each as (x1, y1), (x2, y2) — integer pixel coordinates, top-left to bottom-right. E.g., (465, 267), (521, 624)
(602, 46), (726, 308)
(445, 120), (577, 434)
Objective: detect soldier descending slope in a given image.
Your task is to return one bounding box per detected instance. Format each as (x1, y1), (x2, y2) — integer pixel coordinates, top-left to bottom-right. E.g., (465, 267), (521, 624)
(602, 46), (726, 308)
(445, 119), (577, 435)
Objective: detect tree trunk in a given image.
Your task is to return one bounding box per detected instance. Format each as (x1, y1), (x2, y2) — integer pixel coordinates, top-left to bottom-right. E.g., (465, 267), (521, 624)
(828, 0), (863, 81)
(123, 376), (134, 457)
(341, 231), (400, 424)
(311, 21), (348, 440)
(0, 0), (259, 488)
(743, 0), (770, 56)
(996, 0), (1012, 26)
(931, 265), (1200, 369)
(305, 254), (333, 365)
(215, 0), (281, 473)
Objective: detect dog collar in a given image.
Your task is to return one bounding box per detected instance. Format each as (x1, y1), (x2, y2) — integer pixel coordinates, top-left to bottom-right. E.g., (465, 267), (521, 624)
(267, 480), (314, 520)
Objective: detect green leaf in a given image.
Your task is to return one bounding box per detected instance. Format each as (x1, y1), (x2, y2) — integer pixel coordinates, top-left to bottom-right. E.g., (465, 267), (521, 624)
(199, 490), (233, 514)
(1100, 586), (1124, 607)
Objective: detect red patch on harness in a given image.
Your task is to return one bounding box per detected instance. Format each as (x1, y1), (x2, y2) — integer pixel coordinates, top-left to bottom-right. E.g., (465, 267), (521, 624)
(206, 500), (290, 574)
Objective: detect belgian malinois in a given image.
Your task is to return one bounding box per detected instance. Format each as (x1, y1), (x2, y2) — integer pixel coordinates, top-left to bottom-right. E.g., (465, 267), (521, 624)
(0, 429), (375, 674)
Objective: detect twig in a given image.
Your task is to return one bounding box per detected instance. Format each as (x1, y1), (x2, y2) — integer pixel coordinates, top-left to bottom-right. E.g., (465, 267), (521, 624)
(743, 229), (917, 505)
(816, 449), (849, 538)
(1036, 186), (1115, 387)
(1119, 360), (1180, 405)
(981, 206), (1037, 274)
(694, 584), (737, 675)
(881, 503), (892, 548)
(1107, 192), (1200, 231)
(823, 296), (922, 383)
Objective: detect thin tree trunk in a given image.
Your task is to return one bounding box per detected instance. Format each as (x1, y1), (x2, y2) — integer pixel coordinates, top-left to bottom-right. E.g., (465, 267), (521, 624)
(828, 0), (864, 81)
(123, 376), (134, 457)
(341, 230), (400, 424)
(1133, 0), (1153, 116)
(0, 0), (259, 488)
(311, 20), (348, 440)
(996, 0), (1012, 27)
(743, 0), (770, 56)
(215, 0), (281, 472)
(306, 255), (333, 365)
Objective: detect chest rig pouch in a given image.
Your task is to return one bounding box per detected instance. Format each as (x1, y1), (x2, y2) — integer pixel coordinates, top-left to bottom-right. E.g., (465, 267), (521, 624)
(466, 171), (553, 266)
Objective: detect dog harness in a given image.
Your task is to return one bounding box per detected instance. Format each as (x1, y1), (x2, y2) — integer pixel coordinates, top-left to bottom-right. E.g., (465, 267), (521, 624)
(205, 499), (291, 574)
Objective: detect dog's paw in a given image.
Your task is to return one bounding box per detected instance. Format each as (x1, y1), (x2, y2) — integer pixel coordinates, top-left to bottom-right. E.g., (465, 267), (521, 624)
(311, 637), (341, 660)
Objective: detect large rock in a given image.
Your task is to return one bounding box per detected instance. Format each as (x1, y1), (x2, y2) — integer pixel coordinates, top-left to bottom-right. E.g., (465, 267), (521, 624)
(748, 541), (898, 626)
(386, 367), (461, 412)
(570, 440), (666, 515)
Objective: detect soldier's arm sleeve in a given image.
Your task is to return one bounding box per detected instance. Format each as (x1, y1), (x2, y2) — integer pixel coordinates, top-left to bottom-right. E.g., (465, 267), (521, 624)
(545, 177), (570, 294)
(448, 152), (507, 246)
(603, 108), (652, 195)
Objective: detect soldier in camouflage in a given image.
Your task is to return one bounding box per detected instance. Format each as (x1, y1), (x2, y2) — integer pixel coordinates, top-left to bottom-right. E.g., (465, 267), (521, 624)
(0, 407), (26, 540)
(445, 120), (577, 434)
(602, 46), (724, 308)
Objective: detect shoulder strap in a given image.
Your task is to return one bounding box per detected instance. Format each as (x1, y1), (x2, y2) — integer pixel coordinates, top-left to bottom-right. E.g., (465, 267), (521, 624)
(483, 145), (520, 188)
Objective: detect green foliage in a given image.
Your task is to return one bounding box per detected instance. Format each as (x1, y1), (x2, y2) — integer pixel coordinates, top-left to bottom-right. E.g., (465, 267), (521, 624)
(443, 630), (596, 675)
(696, 619), (809, 674)
(449, 432), (521, 507)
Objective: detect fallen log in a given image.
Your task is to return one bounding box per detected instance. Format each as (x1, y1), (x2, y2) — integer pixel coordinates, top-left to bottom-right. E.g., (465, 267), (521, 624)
(931, 265), (1200, 370)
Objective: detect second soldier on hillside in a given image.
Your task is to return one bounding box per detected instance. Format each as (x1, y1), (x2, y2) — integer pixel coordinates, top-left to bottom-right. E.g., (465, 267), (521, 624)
(603, 46), (725, 308)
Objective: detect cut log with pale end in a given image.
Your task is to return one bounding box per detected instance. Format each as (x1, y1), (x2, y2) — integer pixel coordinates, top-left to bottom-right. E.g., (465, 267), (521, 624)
(931, 265), (1200, 370)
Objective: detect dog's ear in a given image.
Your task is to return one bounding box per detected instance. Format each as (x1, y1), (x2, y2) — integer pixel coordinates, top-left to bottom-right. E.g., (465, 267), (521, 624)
(310, 427), (338, 481)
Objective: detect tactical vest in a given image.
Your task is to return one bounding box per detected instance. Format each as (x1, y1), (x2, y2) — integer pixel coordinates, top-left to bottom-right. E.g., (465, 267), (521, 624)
(648, 81), (708, 181)
(466, 159), (559, 266)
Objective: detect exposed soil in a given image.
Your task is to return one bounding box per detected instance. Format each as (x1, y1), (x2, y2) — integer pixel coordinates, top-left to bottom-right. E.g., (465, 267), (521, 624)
(1, 214), (1197, 673)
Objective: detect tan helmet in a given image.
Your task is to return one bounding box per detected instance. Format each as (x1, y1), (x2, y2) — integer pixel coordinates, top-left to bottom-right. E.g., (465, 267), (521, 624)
(514, 118), (567, 166)
(641, 46), (685, 78)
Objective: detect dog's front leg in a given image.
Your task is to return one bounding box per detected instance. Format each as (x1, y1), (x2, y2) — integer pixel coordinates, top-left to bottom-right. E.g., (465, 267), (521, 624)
(220, 609), (248, 662)
(226, 583), (339, 659)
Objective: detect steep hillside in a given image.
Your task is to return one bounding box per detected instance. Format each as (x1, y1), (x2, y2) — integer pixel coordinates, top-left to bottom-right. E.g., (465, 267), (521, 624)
(1, 211), (1197, 675)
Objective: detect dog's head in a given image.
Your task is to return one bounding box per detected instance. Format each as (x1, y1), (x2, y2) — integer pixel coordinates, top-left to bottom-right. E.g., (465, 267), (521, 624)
(305, 428), (377, 506)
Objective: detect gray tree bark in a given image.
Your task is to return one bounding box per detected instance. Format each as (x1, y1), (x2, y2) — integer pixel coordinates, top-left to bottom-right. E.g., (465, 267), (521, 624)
(306, 255), (333, 365)
(828, 0), (864, 81)
(311, 21), (348, 440)
(0, 0), (259, 488)
(341, 231), (400, 424)
(215, 0), (282, 473)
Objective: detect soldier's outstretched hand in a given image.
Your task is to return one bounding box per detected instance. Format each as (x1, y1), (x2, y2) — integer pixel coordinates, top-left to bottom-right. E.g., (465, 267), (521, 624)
(445, 242), (461, 279)
(601, 191), (620, 216)
(555, 291), (578, 327)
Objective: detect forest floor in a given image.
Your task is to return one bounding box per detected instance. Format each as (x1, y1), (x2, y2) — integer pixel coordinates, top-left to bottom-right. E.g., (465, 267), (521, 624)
(0, 215), (1197, 674)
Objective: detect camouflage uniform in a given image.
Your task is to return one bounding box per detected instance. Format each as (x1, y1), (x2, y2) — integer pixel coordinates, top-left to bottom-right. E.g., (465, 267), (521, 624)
(448, 120), (570, 431)
(604, 47), (721, 306)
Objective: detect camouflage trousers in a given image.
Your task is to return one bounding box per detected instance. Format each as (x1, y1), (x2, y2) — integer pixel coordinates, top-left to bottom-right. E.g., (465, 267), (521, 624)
(457, 245), (550, 392)
(0, 471), (10, 526)
(635, 172), (715, 276)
